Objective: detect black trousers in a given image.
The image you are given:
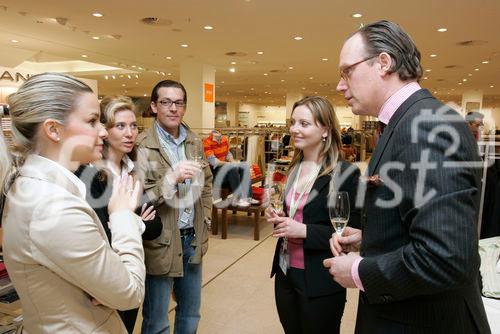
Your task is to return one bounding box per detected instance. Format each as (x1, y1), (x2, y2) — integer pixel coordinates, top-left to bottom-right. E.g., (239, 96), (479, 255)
(211, 163), (252, 199)
(119, 308), (139, 334)
(275, 268), (346, 334)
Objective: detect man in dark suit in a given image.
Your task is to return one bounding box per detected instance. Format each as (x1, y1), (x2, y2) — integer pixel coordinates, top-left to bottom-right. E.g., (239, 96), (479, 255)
(323, 20), (491, 333)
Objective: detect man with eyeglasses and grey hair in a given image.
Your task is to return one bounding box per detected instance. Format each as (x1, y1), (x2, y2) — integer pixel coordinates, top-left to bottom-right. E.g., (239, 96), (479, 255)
(136, 80), (213, 334)
(323, 20), (491, 333)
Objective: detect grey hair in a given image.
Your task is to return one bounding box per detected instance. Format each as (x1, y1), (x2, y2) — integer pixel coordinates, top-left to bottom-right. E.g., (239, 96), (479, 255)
(356, 20), (423, 81)
(7, 72), (93, 156)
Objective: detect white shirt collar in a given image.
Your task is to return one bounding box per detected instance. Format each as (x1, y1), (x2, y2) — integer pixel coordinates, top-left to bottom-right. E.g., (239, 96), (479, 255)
(106, 154), (135, 178)
(37, 155), (87, 199)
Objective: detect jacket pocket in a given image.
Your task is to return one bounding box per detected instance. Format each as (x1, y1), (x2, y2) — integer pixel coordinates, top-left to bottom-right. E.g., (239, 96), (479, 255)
(143, 229), (174, 275)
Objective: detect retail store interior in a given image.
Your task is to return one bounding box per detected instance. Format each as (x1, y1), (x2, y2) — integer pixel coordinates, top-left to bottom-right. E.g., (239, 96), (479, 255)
(0, 0), (499, 333)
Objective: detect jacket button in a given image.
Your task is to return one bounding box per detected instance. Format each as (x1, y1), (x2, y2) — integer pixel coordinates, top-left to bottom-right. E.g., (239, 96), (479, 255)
(178, 253), (182, 257)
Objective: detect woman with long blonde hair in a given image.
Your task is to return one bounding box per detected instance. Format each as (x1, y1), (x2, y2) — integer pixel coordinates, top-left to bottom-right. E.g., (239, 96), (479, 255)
(266, 96), (361, 333)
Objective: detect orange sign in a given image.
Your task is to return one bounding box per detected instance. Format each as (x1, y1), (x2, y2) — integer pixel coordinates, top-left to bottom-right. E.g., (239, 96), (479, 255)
(204, 83), (214, 102)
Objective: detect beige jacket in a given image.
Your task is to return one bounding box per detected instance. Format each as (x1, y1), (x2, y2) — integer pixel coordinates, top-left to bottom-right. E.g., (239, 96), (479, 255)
(136, 125), (212, 276)
(2, 155), (145, 334)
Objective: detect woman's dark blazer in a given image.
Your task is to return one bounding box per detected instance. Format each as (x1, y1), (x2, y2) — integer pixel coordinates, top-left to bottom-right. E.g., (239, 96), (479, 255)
(75, 164), (162, 242)
(271, 160), (361, 298)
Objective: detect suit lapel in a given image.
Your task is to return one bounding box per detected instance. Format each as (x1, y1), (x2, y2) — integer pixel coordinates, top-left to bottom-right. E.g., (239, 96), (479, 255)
(368, 89), (434, 175)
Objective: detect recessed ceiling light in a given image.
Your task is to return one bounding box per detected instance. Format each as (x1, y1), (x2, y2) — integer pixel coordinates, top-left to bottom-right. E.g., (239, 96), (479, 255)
(138, 67), (144, 70)
(263, 73), (268, 76)
(111, 75), (116, 79)
(231, 61), (236, 65)
(104, 75), (108, 80)
(423, 77), (428, 80)
(92, 36), (100, 40)
(250, 88), (254, 90)
(122, 84), (126, 87)
(425, 69), (431, 72)
(437, 28), (447, 32)
(281, 79), (285, 82)
(257, 51), (264, 55)
(462, 79), (467, 82)
(135, 75), (139, 78)
(92, 13), (103, 18)
(288, 66), (294, 70)
(131, 65), (137, 68)
(352, 13), (363, 18)
(322, 58), (328, 61)
(482, 60), (489, 64)
(136, 82), (139, 85)
(81, 54), (88, 58)
(293, 36), (303, 41)
(430, 54), (437, 58)
(468, 73), (472, 76)
(144, 94), (147, 97)
(490, 85), (495, 88)
(203, 25), (214, 30)
(475, 68), (479, 71)
(229, 68), (236, 73)
(309, 77), (313, 80)
(458, 82), (462, 85)
(167, 73), (172, 76)
(181, 44), (188, 48)
(165, 56), (172, 60)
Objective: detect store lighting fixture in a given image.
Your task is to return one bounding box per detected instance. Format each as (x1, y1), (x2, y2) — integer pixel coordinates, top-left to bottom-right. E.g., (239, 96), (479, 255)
(122, 84), (126, 87)
(322, 58), (328, 61)
(181, 44), (188, 48)
(293, 36), (303, 41)
(462, 79), (467, 82)
(167, 73), (172, 76)
(231, 61), (236, 65)
(104, 75), (108, 80)
(229, 68), (236, 73)
(135, 75), (139, 79)
(127, 75), (131, 79)
(475, 68), (479, 71)
(458, 82), (462, 85)
(288, 66), (293, 70)
(352, 13), (363, 18)
(92, 36), (100, 40)
(81, 54), (88, 58)
(144, 94), (147, 96)
(309, 77), (313, 80)
(430, 54), (437, 58)
(468, 73), (472, 77)
(482, 60), (489, 64)
(131, 65), (137, 68)
(203, 25), (213, 30)
(425, 69), (431, 72)
(281, 79), (285, 82)
(423, 77), (428, 80)
(491, 85), (495, 88)
(165, 56), (172, 60)
(92, 13), (103, 18)
(263, 73), (268, 76)
(257, 51), (264, 55)
(437, 28), (447, 32)
(112, 75), (116, 79)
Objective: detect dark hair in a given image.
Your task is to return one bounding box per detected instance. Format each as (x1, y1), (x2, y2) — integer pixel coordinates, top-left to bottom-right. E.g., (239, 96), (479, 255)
(465, 111), (484, 123)
(150, 80), (187, 104)
(356, 20), (423, 81)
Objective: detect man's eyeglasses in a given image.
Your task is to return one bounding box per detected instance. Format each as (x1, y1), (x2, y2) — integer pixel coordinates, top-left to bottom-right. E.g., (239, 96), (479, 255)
(339, 55), (378, 81)
(157, 99), (186, 109)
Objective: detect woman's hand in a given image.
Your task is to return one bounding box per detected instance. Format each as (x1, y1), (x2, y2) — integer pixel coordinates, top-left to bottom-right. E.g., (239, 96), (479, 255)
(268, 216), (306, 239)
(108, 175), (141, 215)
(329, 226), (362, 256)
(140, 203), (156, 221)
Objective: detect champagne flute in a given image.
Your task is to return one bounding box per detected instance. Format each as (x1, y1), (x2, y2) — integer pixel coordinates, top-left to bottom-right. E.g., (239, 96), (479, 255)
(329, 191), (350, 236)
(189, 137), (204, 164)
(270, 182), (285, 214)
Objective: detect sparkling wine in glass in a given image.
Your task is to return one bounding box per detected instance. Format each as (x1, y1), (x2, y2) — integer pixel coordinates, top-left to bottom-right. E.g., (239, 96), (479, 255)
(270, 182), (285, 215)
(329, 191), (350, 236)
(189, 137), (204, 164)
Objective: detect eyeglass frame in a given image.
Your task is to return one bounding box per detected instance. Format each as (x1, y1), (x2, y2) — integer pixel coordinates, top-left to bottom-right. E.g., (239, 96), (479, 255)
(155, 99), (186, 109)
(339, 55), (378, 81)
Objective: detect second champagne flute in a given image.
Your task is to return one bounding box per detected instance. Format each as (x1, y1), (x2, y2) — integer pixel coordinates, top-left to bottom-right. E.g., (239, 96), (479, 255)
(329, 191), (350, 236)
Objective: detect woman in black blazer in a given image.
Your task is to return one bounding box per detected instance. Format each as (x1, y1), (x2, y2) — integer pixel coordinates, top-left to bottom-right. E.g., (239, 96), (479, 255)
(76, 95), (162, 333)
(266, 96), (360, 334)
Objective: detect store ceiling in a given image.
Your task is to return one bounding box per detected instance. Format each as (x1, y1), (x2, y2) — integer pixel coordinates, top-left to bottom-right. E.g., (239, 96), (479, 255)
(0, 0), (499, 107)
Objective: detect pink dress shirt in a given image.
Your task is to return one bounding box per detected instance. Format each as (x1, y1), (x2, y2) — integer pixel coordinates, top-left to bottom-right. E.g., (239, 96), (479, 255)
(285, 189), (309, 269)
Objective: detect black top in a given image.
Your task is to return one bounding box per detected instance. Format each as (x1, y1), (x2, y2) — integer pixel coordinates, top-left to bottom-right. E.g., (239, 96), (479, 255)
(75, 164), (162, 242)
(271, 160), (361, 298)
